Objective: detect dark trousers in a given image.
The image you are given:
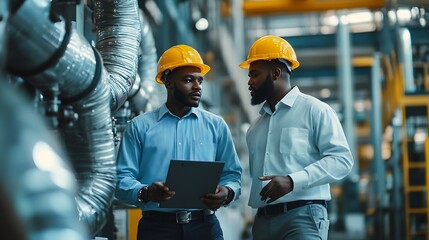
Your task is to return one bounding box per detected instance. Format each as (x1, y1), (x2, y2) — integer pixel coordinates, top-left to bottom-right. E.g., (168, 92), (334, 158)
(137, 214), (223, 240)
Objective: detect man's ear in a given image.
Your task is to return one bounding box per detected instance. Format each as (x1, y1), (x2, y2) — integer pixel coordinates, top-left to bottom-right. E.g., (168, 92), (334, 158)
(164, 79), (173, 89)
(272, 67), (282, 80)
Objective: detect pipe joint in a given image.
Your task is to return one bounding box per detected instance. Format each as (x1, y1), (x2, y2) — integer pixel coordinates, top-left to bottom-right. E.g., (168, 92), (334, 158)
(7, 15), (72, 77)
(61, 46), (102, 104)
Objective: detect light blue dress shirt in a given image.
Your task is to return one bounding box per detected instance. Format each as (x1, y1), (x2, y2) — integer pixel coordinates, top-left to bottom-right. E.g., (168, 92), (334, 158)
(116, 104), (242, 211)
(247, 86), (354, 208)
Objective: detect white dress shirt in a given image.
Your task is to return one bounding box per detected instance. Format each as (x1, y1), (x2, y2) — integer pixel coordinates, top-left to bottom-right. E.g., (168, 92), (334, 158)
(247, 86), (354, 208)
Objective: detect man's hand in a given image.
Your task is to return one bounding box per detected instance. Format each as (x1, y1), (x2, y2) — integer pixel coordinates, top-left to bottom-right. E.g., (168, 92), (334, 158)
(201, 185), (229, 209)
(259, 175), (293, 204)
(147, 182), (175, 203)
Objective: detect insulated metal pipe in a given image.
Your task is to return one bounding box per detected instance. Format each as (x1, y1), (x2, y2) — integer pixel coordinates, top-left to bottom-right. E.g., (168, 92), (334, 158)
(6, 0), (95, 99)
(137, 9), (157, 90)
(129, 9), (159, 113)
(370, 52), (387, 239)
(397, 28), (415, 93)
(6, 0), (141, 235)
(63, 57), (117, 234)
(94, 0), (141, 112)
(6, 0), (67, 76)
(7, 0), (141, 107)
(0, 81), (90, 240)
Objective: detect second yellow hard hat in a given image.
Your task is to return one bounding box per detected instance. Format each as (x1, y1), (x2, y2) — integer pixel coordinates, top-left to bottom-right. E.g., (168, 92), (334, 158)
(239, 35), (300, 70)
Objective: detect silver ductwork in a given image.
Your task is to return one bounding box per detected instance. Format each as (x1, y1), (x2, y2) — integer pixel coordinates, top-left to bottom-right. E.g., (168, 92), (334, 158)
(0, 81), (90, 239)
(7, 0), (67, 74)
(6, 0), (141, 236)
(128, 9), (161, 114)
(64, 60), (116, 234)
(137, 9), (157, 86)
(95, 0), (141, 113)
(7, 0), (96, 99)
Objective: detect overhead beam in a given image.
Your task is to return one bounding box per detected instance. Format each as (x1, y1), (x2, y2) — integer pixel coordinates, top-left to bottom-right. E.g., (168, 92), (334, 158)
(285, 31), (379, 49)
(242, 0), (384, 16)
(293, 67), (371, 78)
(284, 28), (428, 50)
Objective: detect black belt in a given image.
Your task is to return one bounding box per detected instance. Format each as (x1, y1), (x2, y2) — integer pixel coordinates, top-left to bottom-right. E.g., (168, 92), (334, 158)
(257, 200), (326, 216)
(143, 210), (215, 224)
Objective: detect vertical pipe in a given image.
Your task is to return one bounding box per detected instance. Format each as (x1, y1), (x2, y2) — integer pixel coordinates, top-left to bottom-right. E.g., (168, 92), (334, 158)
(397, 28), (415, 93)
(370, 52), (386, 239)
(154, 0), (171, 53)
(159, 0), (192, 46)
(337, 12), (358, 178)
(75, 0), (84, 36)
(380, 9), (392, 56)
(232, 0), (244, 60)
(94, 0), (141, 112)
(0, 0), (7, 70)
(390, 110), (402, 240)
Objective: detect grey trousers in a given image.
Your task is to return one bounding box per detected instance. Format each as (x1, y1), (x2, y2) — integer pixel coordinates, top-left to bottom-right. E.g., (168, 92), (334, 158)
(252, 204), (329, 240)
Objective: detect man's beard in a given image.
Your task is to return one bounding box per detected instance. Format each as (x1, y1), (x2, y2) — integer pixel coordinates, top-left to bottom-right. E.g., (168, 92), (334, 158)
(174, 84), (200, 107)
(251, 73), (274, 105)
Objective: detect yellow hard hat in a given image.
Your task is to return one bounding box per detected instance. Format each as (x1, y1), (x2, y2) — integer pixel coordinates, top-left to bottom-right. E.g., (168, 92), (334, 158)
(239, 35), (300, 70)
(156, 44), (211, 84)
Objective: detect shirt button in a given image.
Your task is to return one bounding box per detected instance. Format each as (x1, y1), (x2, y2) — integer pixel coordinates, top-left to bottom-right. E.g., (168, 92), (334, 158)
(179, 142), (181, 145)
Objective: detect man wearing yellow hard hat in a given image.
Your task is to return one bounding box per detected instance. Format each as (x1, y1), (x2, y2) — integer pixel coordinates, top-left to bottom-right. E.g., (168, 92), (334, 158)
(115, 44), (242, 239)
(239, 35), (354, 240)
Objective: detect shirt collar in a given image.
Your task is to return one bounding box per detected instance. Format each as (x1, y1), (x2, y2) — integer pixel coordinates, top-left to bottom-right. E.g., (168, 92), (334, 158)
(259, 86), (300, 115)
(281, 86), (300, 107)
(158, 103), (200, 121)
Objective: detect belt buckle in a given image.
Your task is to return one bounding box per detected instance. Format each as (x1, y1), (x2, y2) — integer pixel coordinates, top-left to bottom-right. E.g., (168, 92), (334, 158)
(176, 211), (191, 224)
(203, 209), (214, 215)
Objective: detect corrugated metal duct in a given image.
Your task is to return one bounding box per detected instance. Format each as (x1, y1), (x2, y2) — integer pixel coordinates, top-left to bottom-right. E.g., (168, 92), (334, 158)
(1, 1), (86, 239)
(0, 81), (90, 240)
(128, 9), (160, 113)
(6, 0), (141, 235)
